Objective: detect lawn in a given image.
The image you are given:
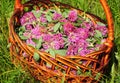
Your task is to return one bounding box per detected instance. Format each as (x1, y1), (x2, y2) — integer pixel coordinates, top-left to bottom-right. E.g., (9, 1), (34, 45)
(0, 0), (120, 83)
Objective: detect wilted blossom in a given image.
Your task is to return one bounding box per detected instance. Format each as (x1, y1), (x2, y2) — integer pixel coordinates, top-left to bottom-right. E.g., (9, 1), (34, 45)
(68, 10), (78, 22)
(53, 12), (62, 20)
(20, 12), (36, 25)
(63, 22), (75, 35)
(26, 38), (36, 47)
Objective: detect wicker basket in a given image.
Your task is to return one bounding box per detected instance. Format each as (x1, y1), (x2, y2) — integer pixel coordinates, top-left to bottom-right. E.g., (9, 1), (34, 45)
(9, 0), (114, 83)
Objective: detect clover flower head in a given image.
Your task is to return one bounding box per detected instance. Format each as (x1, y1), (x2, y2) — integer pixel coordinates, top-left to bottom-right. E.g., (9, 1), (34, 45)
(20, 12), (36, 25)
(68, 10), (78, 22)
(26, 38), (36, 47)
(66, 44), (78, 55)
(63, 22), (75, 35)
(31, 26), (41, 39)
(53, 12), (62, 20)
(40, 16), (47, 23)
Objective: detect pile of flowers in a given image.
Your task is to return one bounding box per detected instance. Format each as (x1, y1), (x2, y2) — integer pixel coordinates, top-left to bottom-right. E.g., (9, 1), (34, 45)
(18, 7), (108, 58)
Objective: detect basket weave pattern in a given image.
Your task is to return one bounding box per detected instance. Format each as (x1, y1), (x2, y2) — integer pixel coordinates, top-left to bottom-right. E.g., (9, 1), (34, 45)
(9, 0), (114, 82)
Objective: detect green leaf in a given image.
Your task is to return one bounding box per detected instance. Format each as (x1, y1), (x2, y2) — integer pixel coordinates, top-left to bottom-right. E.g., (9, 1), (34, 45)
(46, 63), (51, 68)
(32, 10), (41, 18)
(95, 30), (102, 38)
(53, 22), (61, 32)
(7, 43), (11, 48)
(18, 31), (28, 40)
(49, 48), (55, 58)
(55, 49), (66, 56)
(19, 35), (28, 40)
(36, 37), (43, 49)
(60, 25), (63, 32)
(85, 70), (92, 76)
(95, 73), (101, 80)
(62, 12), (68, 18)
(19, 26), (26, 32)
(61, 72), (65, 83)
(76, 66), (82, 75)
(24, 7), (29, 12)
(46, 14), (52, 22)
(33, 52), (40, 61)
(54, 4), (61, 14)
(97, 22), (106, 26)
(78, 48), (82, 52)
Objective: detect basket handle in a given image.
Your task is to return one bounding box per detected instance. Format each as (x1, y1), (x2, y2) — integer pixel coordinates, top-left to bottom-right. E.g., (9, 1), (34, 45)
(14, 0), (114, 43)
(100, 0), (114, 47)
(14, 0), (23, 11)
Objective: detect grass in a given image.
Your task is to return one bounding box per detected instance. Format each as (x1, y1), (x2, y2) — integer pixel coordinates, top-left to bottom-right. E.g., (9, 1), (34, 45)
(0, 0), (120, 83)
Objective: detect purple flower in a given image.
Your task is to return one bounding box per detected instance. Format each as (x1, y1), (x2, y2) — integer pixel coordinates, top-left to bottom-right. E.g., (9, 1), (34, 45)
(60, 18), (68, 22)
(51, 34), (64, 49)
(68, 10), (78, 22)
(20, 12), (36, 25)
(42, 34), (52, 42)
(63, 22), (75, 35)
(51, 41), (61, 50)
(66, 44), (78, 55)
(23, 31), (31, 38)
(23, 52), (29, 57)
(77, 39), (89, 48)
(40, 16), (47, 23)
(26, 38), (36, 47)
(68, 32), (80, 43)
(25, 24), (33, 30)
(81, 21), (93, 29)
(43, 33), (64, 50)
(70, 70), (77, 75)
(79, 48), (90, 56)
(96, 25), (108, 36)
(74, 28), (89, 39)
(53, 12), (62, 20)
(43, 43), (50, 50)
(31, 26), (41, 39)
